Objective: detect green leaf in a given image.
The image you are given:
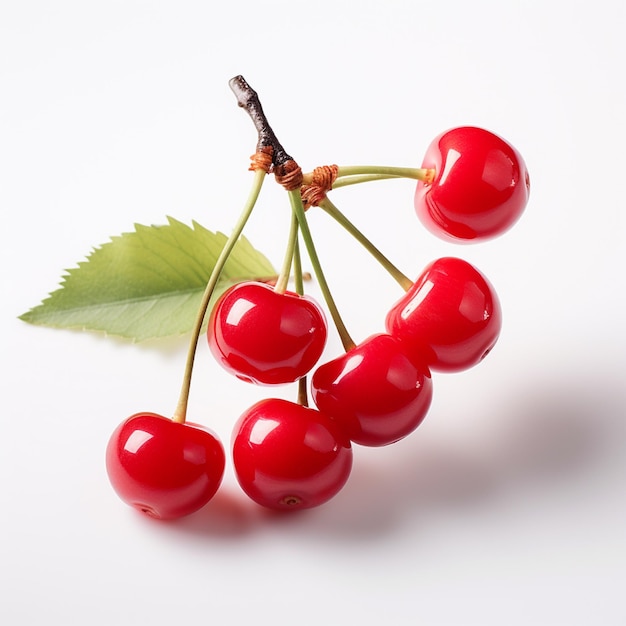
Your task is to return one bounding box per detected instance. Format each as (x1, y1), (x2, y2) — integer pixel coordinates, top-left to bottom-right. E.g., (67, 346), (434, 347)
(19, 216), (276, 341)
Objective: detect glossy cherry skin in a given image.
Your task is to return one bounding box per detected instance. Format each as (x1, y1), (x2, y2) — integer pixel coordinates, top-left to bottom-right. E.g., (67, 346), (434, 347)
(415, 126), (530, 242)
(311, 333), (433, 446)
(232, 398), (353, 510)
(208, 281), (327, 385)
(385, 257), (502, 372)
(105, 413), (225, 520)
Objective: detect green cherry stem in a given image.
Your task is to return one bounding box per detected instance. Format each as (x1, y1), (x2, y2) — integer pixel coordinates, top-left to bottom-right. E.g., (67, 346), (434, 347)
(292, 235), (305, 297)
(172, 168), (267, 424)
(331, 174), (405, 188)
(318, 197), (413, 291)
(275, 208), (309, 407)
(297, 372), (309, 407)
(317, 196), (413, 291)
(274, 210), (299, 295)
(301, 165), (434, 190)
(333, 165), (434, 184)
(287, 188), (356, 352)
(292, 238), (310, 407)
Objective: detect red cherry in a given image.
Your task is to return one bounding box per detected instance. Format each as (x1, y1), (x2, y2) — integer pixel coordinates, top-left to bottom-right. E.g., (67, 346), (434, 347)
(105, 413), (225, 519)
(385, 257), (502, 372)
(415, 126), (530, 242)
(207, 281), (327, 385)
(232, 398), (353, 510)
(311, 333), (433, 446)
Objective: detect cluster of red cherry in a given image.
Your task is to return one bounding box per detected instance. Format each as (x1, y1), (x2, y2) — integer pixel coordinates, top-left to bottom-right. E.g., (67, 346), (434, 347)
(105, 78), (530, 520)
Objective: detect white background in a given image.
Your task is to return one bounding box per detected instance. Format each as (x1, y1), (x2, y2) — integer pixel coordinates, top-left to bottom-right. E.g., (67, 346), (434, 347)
(2, 1), (625, 624)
